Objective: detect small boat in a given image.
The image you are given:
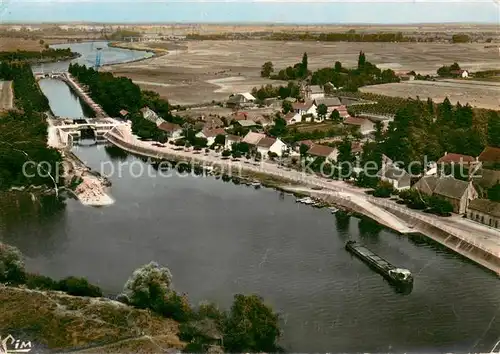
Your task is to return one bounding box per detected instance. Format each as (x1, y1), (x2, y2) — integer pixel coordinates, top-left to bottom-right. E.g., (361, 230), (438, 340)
(345, 240), (413, 289)
(251, 181), (261, 189)
(329, 207), (339, 214)
(297, 197), (314, 205)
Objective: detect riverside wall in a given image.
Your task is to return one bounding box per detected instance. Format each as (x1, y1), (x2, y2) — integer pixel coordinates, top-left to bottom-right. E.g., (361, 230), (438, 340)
(382, 205), (500, 276)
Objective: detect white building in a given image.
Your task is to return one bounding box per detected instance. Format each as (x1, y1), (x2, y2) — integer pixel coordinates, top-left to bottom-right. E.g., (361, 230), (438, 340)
(283, 112), (302, 125)
(158, 122), (183, 140)
(292, 101), (317, 122)
(196, 128), (226, 146)
(343, 116), (376, 135)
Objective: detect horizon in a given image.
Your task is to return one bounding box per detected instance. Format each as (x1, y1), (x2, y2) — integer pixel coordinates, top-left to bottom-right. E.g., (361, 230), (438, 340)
(0, 1), (498, 24)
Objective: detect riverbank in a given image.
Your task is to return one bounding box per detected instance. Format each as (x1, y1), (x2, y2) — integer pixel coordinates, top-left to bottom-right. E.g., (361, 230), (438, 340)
(0, 285), (184, 352)
(105, 125), (500, 276)
(104, 41), (162, 67)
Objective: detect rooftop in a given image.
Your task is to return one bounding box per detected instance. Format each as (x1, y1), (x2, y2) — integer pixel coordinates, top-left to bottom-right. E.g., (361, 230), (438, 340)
(478, 146), (500, 163)
(307, 144), (336, 158)
(315, 97), (342, 107)
(377, 165), (410, 182)
(414, 175), (471, 200)
(292, 100), (314, 111)
(158, 121), (182, 133)
(344, 116), (370, 126)
(257, 136), (277, 149)
(468, 199), (500, 218)
(242, 132), (266, 145)
(437, 152), (476, 164)
(237, 119), (257, 127)
(201, 128), (226, 138)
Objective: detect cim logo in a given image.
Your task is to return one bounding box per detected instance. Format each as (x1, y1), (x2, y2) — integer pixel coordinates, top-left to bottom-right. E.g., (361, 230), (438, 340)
(0, 335), (32, 353)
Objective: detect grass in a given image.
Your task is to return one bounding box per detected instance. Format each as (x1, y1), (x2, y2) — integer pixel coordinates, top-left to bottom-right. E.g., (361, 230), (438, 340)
(0, 285), (185, 352)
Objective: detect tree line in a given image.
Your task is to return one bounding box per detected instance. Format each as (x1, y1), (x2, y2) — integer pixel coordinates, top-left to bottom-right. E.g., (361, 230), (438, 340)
(68, 63), (185, 140)
(0, 48), (77, 63)
(0, 62), (62, 190)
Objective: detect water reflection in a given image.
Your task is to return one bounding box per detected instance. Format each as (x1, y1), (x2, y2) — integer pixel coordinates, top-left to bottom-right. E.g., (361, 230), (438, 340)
(0, 193), (67, 258)
(104, 144), (129, 161)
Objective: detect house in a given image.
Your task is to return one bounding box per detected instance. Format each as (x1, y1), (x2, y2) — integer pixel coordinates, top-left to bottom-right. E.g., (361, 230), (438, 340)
(396, 72), (415, 81)
(343, 116), (376, 135)
(351, 141), (363, 155)
(140, 107), (160, 123)
(314, 97), (342, 113)
(256, 137), (286, 158)
(292, 101), (317, 121)
(158, 122), (183, 140)
(236, 120), (257, 128)
(119, 109), (129, 118)
(413, 175), (478, 214)
(451, 69), (469, 78)
(306, 144), (338, 162)
(295, 139), (314, 152)
(478, 146), (500, 167)
(467, 199), (500, 229)
(333, 105), (350, 118)
(284, 112), (301, 125)
(224, 134), (242, 150)
(252, 115), (273, 127)
(242, 132), (266, 146)
(230, 112), (249, 122)
(202, 116), (224, 130)
(308, 85), (325, 100)
(471, 167), (500, 198)
(437, 152), (478, 168)
(226, 93), (256, 108)
(196, 128), (226, 146)
(377, 164), (411, 191)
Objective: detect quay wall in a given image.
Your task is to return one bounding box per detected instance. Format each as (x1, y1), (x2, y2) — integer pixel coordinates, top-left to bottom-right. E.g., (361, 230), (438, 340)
(59, 74), (107, 118)
(384, 206), (500, 276)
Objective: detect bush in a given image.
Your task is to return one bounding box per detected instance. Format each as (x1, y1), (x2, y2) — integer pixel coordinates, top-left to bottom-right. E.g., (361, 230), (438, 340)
(58, 276), (102, 297)
(123, 261), (173, 309)
(154, 290), (193, 322)
(372, 181), (394, 198)
(0, 243), (26, 285)
(25, 273), (58, 290)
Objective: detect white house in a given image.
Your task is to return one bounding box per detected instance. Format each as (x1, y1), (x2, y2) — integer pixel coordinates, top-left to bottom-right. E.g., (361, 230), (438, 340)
(292, 101), (317, 122)
(308, 85), (325, 100)
(452, 69), (469, 78)
(158, 122), (183, 140)
(196, 128), (226, 146)
(255, 137), (288, 158)
(227, 92), (256, 108)
(314, 97), (342, 114)
(283, 112), (301, 125)
(225, 134), (242, 150)
(377, 164), (411, 191)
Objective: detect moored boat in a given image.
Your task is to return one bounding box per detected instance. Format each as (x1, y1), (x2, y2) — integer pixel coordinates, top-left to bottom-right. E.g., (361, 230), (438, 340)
(345, 240), (413, 289)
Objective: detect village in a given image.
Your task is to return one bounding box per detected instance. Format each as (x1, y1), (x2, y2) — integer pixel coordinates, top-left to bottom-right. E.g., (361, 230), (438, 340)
(119, 79), (500, 232)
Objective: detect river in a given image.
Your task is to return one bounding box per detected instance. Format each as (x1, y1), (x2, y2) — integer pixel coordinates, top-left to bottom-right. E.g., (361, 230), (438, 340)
(2, 42), (500, 353)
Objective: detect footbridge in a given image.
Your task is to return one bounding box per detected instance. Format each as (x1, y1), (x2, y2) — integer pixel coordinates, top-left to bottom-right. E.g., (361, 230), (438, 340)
(34, 71), (67, 80)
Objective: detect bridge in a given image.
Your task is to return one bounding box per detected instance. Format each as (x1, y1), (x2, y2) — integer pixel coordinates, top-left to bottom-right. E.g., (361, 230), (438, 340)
(48, 117), (128, 149)
(33, 71), (67, 80)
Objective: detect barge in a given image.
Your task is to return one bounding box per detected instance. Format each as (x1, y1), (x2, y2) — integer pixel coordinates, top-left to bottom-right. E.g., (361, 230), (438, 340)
(345, 240), (413, 288)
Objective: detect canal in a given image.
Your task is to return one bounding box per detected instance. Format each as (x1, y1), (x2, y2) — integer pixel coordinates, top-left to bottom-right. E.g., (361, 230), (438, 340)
(1, 42), (499, 353)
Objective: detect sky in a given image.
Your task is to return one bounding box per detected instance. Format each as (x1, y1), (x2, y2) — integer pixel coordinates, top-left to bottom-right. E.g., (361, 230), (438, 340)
(0, 0), (499, 24)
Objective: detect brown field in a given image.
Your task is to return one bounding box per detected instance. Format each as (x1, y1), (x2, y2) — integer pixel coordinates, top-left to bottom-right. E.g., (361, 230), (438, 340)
(106, 40), (500, 106)
(360, 79), (500, 110)
(0, 37), (45, 51)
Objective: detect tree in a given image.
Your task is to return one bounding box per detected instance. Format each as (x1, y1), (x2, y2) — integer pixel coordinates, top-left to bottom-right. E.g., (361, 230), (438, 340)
(488, 183), (500, 202)
(334, 61), (342, 72)
(223, 294), (281, 353)
(282, 100), (293, 114)
(0, 243), (25, 284)
(39, 39), (45, 45)
(300, 143), (310, 157)
(222, 149), (231, 158)
(372, 181), (394, 198)
(316, 104), (328, 119)
(329, 109), (342, 123)
(358, 51), (366, 69)
(301, 52), (308, 77)
(123, 261), (173, 309)
(260, 61), (274, 78)
(214, 134), (226, 146)
(488, 111), (500, 148)
(374, 121), (384, 143)
(428, 195), (453, 216)
(269, 116), (287, 137)
(450, 62), (461, 71)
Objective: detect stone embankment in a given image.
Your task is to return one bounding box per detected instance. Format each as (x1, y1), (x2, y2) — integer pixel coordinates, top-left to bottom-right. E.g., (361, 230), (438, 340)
(61, 74), (107, 117)
(105, 125), (500, 276)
